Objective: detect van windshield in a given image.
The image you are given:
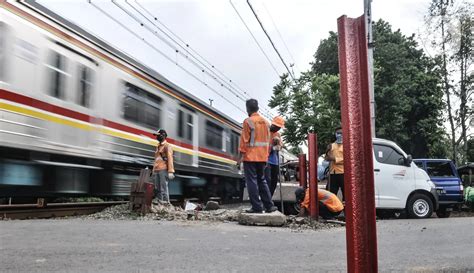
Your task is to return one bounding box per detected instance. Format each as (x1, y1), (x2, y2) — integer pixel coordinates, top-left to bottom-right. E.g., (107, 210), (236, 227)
(426, 162), (455, 177)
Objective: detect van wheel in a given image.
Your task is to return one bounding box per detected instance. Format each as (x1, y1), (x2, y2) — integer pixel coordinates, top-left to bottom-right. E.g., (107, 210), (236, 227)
(436, 207), (451, 218)
(407, 194), (433, 219)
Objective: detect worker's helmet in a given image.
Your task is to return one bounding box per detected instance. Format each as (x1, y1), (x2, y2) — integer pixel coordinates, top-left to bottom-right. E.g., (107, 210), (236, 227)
(271, 116), (285, 128)
(295, 187), (305, 203)
(153, 129), (167, 138)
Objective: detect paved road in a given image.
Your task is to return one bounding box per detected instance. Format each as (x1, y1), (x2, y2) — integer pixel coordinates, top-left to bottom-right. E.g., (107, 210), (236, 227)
(0, 217), (473, 273)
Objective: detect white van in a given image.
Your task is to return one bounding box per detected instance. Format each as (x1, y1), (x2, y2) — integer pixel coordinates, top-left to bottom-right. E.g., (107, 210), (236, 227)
(270, 138), (439, 219)
(372, 138), (438, 218)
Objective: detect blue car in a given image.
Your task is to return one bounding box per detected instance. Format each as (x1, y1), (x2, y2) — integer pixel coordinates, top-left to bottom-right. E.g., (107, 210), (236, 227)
(414, 159), (464, 218)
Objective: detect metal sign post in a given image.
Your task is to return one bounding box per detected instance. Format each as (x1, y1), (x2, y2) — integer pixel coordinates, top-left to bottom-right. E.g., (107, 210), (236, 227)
(308, 133), (319, 220)
(338, 15), (378, 273)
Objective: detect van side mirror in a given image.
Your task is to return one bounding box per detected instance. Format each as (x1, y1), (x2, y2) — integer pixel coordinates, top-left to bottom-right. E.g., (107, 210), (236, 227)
(405, 155), (413, 166)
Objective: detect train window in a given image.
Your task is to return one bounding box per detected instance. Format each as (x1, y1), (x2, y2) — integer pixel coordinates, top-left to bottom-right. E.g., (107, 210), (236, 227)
(186, 114), (193, 141)
(144, 96), (161, 128)
(48, 51), (67, 99)
(206, 121), (223, 150)
(230, 132), (240, 155)
(78, 65), (93, 107)
(177, 110), (184, 138)
(123, 82), (162, 129)
(0, 22), (5, 81)
(123, 92), (140, 121)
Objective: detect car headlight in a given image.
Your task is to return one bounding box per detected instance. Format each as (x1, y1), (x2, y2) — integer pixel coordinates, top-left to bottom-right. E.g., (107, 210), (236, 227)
(427, 180), (436, 189)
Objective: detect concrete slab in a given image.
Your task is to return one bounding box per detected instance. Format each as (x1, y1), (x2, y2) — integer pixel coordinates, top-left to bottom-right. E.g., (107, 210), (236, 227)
(238, 211), (286, 226)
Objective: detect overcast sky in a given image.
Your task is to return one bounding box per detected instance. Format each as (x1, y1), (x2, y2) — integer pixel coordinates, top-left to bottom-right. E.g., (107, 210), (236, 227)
(37, 0), (431, 123)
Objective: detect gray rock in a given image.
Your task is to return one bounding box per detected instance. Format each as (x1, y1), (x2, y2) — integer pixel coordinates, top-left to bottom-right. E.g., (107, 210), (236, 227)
(295, 217), (306, 224)
(204, 201), (220, 211)
(238, 211), (286, 226)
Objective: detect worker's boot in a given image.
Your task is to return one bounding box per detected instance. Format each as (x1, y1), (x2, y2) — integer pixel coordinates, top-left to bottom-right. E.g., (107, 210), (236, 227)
(265, 206), (278, 213)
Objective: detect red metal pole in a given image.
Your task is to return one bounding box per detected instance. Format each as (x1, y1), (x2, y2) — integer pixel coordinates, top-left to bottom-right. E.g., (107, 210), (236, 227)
(338, 15), (378, 273)
(298, 154), (307, 188)
(308, 133), (319, 219)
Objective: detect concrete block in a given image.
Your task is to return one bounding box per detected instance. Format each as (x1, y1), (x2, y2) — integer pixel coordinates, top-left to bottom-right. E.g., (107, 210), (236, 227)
(238, 211), (286, 226)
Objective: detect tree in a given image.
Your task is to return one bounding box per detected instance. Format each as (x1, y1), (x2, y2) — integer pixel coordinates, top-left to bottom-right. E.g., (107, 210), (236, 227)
(425, 0), (473, 163)
(453, 8), (473, 164)
(373, 21), (447, 158)
(466, 137), (474, 162)
(269, 72), (340, 154)
(269, 19), (448, 158)
(311, 31), (339, 75)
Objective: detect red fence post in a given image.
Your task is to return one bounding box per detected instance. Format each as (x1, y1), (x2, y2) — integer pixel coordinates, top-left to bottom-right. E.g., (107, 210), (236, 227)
(338, 15), (378, 273)
(298, 154), (307, 188)
(308, 133), (319, 219)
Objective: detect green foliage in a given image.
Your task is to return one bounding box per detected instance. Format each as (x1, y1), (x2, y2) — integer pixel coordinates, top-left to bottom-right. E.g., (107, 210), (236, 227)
(373, 20), (446, 158)
(467, 138), (474, 163)
(311, 31), (339, 75)
(269, 19), (448, 158)
(425, 0), (473, 163)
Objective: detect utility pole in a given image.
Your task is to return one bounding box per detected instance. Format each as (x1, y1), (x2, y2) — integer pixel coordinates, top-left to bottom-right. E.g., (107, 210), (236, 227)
(364, 0), (375, 137)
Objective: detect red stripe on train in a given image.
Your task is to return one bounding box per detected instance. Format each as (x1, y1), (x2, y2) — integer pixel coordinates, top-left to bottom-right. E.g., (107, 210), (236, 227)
(0, 89), (236, 161)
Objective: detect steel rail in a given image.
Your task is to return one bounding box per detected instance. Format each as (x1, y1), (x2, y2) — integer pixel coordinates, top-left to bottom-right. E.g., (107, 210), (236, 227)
(0, 201), (127, 220)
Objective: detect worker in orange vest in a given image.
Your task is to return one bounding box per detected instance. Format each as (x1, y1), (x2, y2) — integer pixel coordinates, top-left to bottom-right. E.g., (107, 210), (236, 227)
(152, 129), (175, 204)
(295, 187), (344, 219)
(325, 126), (345, 201)
(238, 99), (277, 213)
(265, 116), (285, 197)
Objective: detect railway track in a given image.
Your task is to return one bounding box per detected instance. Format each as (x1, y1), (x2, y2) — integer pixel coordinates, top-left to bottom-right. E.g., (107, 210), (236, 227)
(0, 201), (127, 220)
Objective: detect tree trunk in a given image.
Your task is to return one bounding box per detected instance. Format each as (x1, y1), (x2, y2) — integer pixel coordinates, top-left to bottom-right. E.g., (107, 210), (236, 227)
(441, 13), (457, 163)
(458, 14), (471, 165)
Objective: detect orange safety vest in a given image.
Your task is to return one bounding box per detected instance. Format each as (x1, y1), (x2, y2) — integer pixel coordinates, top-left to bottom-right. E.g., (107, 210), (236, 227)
(329, 142), (344, 174)
(239, 112), (271, 162)
(301, 188), (344, 213)
(153, 140), (175, 173)
(269, 131), (282, 148)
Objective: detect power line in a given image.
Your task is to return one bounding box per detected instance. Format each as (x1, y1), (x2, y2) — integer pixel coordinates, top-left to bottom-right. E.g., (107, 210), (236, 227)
(135, 0), (249, 99)
(229, 0), (281, 78)
(247, 0), (295, 80)
(124, 0), (274, 119)
(261, 2), (299, 74)
(89, 1), (247, 116)
(115, 1), (244, 101)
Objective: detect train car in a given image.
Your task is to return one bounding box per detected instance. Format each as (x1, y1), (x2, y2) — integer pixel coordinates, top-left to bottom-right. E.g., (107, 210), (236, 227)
(0, 1), (243, 202)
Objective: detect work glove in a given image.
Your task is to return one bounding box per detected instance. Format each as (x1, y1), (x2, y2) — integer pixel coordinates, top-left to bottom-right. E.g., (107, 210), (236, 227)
(168, 173), (175, 180)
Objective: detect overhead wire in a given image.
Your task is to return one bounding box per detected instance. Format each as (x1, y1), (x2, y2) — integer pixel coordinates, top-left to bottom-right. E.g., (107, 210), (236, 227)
(89, 1), (247, 115)
(132, 0), (275, 118)
(229, 0), (281, 78)
(261, 2), (299, 75)
(119, 0), (273, 119)
(115, 1), (243, 101)
(247, 0), (295, 80)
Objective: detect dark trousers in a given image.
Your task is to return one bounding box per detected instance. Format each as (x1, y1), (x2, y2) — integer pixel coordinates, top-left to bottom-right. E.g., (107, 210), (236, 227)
(319, 202), (341, 219)
(244, 162), (274, 211)
(265, 163), (279, 197)
(329, 173), (345, 201)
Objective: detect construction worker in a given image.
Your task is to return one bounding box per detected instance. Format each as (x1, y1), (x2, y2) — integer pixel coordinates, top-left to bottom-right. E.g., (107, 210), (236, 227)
(325, 126), (344, 201)
(152, 129), (175, 204)
(265, 116), (285, 197)
(295, 187), (344, 219)
(238, 99), (277, 213)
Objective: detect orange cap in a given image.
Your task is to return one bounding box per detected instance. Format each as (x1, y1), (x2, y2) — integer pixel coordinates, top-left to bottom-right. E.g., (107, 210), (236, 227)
(271, 116), (285, 128)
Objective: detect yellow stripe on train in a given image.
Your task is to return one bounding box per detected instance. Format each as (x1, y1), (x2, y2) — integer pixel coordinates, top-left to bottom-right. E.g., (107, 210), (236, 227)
(0, 101), (236, 165)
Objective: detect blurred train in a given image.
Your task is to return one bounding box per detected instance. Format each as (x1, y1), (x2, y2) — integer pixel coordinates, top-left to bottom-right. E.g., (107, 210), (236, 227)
(0, 1), (251, 202)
